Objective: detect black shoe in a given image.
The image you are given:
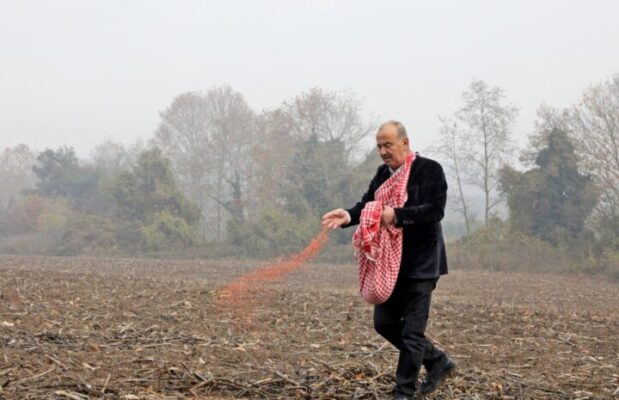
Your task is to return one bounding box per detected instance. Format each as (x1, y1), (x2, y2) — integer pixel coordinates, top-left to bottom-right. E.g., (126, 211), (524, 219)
(393, 396), (413, 400)
(418, 357), (456, 395)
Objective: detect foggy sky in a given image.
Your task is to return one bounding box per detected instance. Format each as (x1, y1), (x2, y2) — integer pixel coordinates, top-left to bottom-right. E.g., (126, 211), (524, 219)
(1, 0), (618, 158)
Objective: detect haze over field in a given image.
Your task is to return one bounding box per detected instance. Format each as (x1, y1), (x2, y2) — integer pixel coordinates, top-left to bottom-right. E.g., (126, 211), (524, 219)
(1, 0), (618, 156)
(0, 1), (617, 279)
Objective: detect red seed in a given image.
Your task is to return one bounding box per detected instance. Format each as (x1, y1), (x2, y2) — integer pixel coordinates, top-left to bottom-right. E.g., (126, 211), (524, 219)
(216, 228), (330, 315)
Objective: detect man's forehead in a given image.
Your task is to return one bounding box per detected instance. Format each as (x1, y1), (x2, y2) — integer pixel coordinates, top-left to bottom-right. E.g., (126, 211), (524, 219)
(376, 130), (399, 143)
(376, 137), (396, 144)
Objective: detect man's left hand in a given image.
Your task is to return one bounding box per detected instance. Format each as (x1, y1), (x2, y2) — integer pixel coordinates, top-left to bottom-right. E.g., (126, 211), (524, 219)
(381, 206), (395, 225)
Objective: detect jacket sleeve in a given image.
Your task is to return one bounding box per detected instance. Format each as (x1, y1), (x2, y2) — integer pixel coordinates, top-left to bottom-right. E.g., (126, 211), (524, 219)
(393, 161), (447, 226)
(341, 166), (383, 228)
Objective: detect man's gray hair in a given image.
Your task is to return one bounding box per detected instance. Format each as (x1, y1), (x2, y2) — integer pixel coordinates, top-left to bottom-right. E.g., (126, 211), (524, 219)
(378, 120), (407, 139)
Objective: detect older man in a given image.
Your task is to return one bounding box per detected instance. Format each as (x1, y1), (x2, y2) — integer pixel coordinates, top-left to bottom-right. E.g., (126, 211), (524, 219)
(322, 121), (455, 399)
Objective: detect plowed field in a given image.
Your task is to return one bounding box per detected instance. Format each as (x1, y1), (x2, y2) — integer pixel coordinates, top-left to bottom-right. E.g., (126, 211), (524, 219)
(1, 255), (617, 399)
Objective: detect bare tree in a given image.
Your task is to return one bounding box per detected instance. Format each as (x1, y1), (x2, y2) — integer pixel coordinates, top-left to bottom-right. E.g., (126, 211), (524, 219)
(458, 79), (518, 227)
(569, 74), (619, 232)
(203, 85), (256, 238)
(153, 92), (211, 237)
(90, 140), (130, 181)
(250, 109), (297, 211)
(0, 144), (37, 210)
(431, 117), (473, 234)
(282, 87), (374, 162)
(153, 86), (255, 241)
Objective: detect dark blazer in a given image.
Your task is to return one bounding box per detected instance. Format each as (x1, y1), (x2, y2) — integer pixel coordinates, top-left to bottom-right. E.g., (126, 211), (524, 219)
(343, 155), (448, 279)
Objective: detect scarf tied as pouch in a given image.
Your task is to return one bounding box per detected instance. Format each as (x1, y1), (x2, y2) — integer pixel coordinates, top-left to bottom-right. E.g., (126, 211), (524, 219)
(352, 152), (415, 304)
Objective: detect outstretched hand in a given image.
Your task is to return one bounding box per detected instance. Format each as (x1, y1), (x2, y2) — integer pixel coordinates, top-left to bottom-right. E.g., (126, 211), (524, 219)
(321, 208), (349, 230)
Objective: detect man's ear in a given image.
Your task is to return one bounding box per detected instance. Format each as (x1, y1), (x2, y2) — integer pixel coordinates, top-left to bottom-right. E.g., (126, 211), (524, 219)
(403, 137), (409, 148)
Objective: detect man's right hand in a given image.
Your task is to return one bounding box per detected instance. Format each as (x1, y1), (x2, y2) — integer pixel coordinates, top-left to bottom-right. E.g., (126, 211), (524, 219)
(321, 208), (350, 230)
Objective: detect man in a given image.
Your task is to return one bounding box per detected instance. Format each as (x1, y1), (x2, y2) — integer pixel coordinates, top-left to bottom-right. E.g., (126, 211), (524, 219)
(321, 121), (455, 399)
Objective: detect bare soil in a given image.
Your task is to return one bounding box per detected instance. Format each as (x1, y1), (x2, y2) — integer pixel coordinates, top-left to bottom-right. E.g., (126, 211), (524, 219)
(0, 255), (617, 399)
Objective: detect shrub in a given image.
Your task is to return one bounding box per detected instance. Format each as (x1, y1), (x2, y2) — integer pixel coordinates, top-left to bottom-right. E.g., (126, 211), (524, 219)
(140, 211), (198, 251)
(57, 213), (119, 256)
(450, 222), (618, 281)
(228, 207), (319, 258)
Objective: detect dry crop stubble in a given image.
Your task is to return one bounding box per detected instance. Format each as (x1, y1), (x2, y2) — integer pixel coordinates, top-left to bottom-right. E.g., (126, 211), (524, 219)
(0, 254), (617, 399)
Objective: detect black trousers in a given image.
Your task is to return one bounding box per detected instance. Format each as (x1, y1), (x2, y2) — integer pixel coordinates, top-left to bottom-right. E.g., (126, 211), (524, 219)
(374, 277), (446, 396)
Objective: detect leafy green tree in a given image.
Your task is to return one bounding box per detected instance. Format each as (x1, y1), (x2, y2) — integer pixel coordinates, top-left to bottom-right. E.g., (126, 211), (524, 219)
(500, 128), (598, 244)
(229, 134), (364, 255)
(282, 136), (350, 213)
(110, 148), (201, 250)
(32, 147), (100, 210)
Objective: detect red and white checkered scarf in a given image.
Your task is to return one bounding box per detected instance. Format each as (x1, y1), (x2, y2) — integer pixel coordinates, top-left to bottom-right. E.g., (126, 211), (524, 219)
(353, 151), (415, 304)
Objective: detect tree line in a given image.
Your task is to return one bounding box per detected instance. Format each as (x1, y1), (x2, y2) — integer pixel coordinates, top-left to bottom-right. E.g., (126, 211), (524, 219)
(0, 87), (377, 256)
(431, 76), (617, 278)
(0, 77), (617, 278)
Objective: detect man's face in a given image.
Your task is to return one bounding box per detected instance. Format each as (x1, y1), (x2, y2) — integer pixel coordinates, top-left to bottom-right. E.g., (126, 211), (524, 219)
(376, 124), (409, 169)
